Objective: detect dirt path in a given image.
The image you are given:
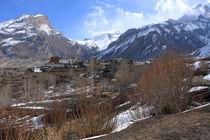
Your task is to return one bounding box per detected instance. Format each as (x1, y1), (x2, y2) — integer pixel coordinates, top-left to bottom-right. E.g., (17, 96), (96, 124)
(95, 104), (210, 140)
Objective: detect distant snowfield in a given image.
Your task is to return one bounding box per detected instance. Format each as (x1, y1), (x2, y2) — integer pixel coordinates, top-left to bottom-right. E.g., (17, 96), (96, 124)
(70, 32), (121, 51)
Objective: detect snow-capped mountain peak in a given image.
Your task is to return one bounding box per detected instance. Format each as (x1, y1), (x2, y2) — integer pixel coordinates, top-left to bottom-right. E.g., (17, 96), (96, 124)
(178, 4), (210, 23)
(0, 13), (61, 36)
(83, 32), (121, 51)
(0, 14), (96, 59)
(70, 32), (121, 51)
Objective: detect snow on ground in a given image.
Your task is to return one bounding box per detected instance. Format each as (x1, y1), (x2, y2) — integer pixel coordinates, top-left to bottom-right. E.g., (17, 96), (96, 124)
(197, 44), (210, 57)
(19, 106), (46, 110)
(117, 101), (131, 108)
(11, 100), (54, 107)
(82, 104), (151, 140)
(181, 102), (210, 113)
(82, 134), (108, 140)
(189, 86), (209, 92)
(30, 115), (44, 129)
(193, 61), (201, 70)
(33, 67), (42, 72)
(203, 74), (210, 80)
(113, 104), (151, 132)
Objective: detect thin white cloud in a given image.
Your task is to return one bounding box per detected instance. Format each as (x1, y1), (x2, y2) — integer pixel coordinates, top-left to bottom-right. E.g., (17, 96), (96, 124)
(207, 0), (210, 3)
(84, 0), (206, 37)
(84, 6), (108, 27)
(87, 6), (104, 17)
(96, 0), (114, 8)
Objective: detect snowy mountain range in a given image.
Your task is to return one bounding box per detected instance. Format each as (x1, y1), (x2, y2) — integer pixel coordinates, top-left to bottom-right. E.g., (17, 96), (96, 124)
(98, 4), (210, 60)
(1, 4), (210, 61)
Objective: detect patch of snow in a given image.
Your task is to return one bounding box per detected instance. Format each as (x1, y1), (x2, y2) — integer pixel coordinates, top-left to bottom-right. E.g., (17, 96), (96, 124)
(164, 28), (171, 34)
(162, 45), (167, 50)
(193, 61), (201, 70)
(33, 67), (42, 73)
(189, 86), (209, 92)
(34, 14), (44, 18)
(184, 23), (199, 32)
(1, 38), (24, 47)
(174, 26), (181, 33)
(17, 14), (30, 21)
(11, 103), (27, 107)
(117, 101), (131, 108)
(203, 74), (210, 80)
(113, 104), (151, 132)
(19, 106), (45, 110)
(29, 115), (44, 130)
(39, 24), (52, 35)
(152, 46), (158, 52)
(181, 102), (210, 114)
(14, 30), (26, 34)
(196, 43), (210, 57)
(82, 134), (108, 140)
(138, 27), (161, 38)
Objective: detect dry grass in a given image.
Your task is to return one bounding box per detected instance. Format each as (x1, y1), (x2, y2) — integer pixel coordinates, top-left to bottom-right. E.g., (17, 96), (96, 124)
(62, 97), (117, 139)
(43, 101), (67, 130)
(5, 96), (117, 139)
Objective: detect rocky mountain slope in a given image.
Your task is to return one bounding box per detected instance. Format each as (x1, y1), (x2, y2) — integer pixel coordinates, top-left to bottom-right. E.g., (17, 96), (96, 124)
(98, 4), (210, 60)
(0, 14), (96, 59)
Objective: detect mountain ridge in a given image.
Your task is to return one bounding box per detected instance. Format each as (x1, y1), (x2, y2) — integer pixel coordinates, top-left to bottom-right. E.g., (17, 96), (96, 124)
(97, 4), (210, 60)
(0, 14), (96, 59)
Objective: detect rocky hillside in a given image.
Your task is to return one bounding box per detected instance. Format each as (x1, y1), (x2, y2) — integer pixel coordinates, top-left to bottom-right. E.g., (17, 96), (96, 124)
(98, 4), (210, 60)
(0, 14), (96, 59)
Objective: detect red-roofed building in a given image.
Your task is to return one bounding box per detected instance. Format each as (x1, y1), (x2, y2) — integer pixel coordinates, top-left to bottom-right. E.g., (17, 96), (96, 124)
(50, 57), (60, 63)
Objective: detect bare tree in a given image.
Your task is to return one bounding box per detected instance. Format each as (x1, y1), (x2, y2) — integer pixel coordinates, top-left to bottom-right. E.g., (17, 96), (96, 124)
(136, 52), (193, 114)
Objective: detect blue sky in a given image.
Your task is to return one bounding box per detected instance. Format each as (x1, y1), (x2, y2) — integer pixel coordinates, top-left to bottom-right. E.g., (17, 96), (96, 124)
(0, 0), (209, 40)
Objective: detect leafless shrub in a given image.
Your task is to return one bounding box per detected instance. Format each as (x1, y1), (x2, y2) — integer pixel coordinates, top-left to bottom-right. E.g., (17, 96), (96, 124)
(43, 102), (67, 130)
(68, 97), (116, 138)
(137, 52), (193, 114)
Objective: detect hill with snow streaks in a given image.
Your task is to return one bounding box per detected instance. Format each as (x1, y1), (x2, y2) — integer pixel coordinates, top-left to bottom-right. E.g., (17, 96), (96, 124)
(97, 4), (210, 60)
(0, 14), (96, 59)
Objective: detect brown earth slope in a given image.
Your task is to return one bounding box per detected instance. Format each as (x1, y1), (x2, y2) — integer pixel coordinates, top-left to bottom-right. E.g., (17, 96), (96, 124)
(95, 104), (210, 140)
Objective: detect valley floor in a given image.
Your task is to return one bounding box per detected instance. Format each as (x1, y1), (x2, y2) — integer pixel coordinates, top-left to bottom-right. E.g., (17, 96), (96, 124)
(93, 104), (210, 140)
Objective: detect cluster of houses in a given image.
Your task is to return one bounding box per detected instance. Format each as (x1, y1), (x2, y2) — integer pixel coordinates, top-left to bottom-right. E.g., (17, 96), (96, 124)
(29, 56), (149, 73)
